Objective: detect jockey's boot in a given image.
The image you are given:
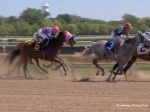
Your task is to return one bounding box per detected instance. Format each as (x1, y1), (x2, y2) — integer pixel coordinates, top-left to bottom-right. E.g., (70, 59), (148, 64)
(33, 42), (40, 51)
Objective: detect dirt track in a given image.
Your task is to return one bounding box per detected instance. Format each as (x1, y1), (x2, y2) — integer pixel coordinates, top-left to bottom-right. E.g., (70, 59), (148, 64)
(0, 75), (149, 112)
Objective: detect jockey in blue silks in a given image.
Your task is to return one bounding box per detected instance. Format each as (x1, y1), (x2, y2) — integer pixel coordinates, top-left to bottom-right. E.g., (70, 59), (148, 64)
(111, 23), (133, 46)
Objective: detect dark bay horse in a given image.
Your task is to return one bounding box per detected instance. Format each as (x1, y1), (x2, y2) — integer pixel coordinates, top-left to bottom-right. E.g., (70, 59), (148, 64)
(78, 31), (149, 81)
(5, 31), (76, 79)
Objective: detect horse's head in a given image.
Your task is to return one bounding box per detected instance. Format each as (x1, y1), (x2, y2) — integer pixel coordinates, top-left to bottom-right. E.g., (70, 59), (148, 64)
(137, 31), (150, 46)
(56, 31), (76, 47)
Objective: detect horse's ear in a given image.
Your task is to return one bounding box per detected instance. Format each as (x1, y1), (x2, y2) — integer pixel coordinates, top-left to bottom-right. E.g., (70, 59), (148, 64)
(138, 31), (147, 39)
(138, 31), (141, 33)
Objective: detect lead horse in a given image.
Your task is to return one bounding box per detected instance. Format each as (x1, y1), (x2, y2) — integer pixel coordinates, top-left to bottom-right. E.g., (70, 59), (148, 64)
(5, 31), (76, 79)
(107, 31), (150, 81)
(111, 42), (150, 79)
(79, 31), (150, 81)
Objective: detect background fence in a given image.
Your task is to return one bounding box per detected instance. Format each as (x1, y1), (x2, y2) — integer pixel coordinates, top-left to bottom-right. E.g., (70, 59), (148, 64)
(0, 36), (149, 75)
(0, 35), (110, 55)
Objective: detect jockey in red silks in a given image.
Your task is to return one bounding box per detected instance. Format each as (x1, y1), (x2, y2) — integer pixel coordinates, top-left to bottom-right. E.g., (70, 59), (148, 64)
(33, 26), (60, 51)
(111, 23), (133, 46)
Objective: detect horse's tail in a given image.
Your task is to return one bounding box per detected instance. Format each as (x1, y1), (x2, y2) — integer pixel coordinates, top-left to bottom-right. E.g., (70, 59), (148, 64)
(73, 46), (93, 58)
(5, 43), (22, 64)
(81, 46), (93, 56)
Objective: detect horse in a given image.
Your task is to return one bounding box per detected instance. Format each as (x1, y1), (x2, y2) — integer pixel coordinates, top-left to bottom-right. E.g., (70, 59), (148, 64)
(111, 42), (150, 78)
(78, 31), (149, 81)
(5, 31), (76, 79)
(107, 31), (150, 81)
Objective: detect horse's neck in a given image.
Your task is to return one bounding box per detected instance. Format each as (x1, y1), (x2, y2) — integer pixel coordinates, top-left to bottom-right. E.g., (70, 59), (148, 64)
(50, 38), (64, 53)
(126, 36), (139, 47)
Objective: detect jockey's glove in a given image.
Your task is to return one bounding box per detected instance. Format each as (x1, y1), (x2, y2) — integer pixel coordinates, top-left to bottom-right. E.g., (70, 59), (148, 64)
(120, 40), (124, 46)
(48, 35), (57, 39)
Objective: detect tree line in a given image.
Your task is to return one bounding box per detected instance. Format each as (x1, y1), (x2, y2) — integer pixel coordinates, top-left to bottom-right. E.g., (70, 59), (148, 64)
(0, 8), (150, 36)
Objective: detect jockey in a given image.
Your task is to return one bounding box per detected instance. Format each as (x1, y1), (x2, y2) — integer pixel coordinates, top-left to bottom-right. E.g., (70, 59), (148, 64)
(33, 26), (60, 51)
(111, 23), (133, 46)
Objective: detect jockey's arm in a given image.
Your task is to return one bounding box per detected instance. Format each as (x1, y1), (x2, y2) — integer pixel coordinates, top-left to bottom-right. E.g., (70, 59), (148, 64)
(47, 34), (57, 39)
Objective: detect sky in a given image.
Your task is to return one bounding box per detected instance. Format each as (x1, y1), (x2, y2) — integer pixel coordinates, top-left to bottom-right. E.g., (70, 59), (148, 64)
(0, 0), (149, 21)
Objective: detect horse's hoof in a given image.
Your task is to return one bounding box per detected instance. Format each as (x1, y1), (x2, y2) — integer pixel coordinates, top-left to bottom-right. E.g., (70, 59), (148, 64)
(106, 78), (110, 81)
(96, 73), (99, 76)
(102, 72), (105, 76)
(112, 78), (116, 82)
(64, 73), (67, 76)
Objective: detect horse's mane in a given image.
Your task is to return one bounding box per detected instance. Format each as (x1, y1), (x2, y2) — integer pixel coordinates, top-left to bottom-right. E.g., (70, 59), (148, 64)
(46, 31), (65, 49)
(125, 38), (133, 43)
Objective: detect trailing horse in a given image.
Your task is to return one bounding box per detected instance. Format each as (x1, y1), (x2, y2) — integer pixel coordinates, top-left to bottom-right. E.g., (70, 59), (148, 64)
(5, 31), (76, 79)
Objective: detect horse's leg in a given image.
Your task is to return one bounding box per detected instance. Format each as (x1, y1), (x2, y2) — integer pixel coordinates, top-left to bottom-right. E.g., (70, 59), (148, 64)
(109, 63), (119, 73)
(30, 57), (35, 65)
(43, 57), (69, 71)
(106, 63), (119, 81)
(112, 68), (120, 81)
(52, 58), (67, 76)
(43, 62), (54, 68)
(51, 62), (62, 70)
(23, 61), (31, 79)
(51, 57), (69, 71)
(93, 57), (104, 76)
(57, 57), (69, 71)
(16, 60), (23, 77)
(112, 63), (124, 81)
(112, 57), (137, 81)
(34, 58), (49, 74)
(124, 57), (137, 75)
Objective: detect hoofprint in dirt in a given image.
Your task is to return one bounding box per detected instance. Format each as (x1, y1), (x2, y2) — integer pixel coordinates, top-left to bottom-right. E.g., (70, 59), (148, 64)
(0, 75), (149, 112)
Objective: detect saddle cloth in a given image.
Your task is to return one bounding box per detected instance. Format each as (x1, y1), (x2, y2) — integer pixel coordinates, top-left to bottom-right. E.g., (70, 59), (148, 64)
(137, 43), (150, 55)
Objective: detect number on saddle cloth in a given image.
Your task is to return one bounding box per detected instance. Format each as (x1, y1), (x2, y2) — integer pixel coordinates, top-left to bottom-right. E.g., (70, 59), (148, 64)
(105, 41), (118, 52)
(33, 41), (41, 51)
(33, 39), (49, 51)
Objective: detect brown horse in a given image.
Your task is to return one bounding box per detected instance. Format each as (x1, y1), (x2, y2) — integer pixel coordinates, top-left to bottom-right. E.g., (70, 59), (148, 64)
(5, 31), (76, 79)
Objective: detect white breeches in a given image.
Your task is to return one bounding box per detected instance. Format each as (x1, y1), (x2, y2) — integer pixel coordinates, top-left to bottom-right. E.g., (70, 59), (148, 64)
(33, 29), (47, 42)
(111, 31), (123, 42)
